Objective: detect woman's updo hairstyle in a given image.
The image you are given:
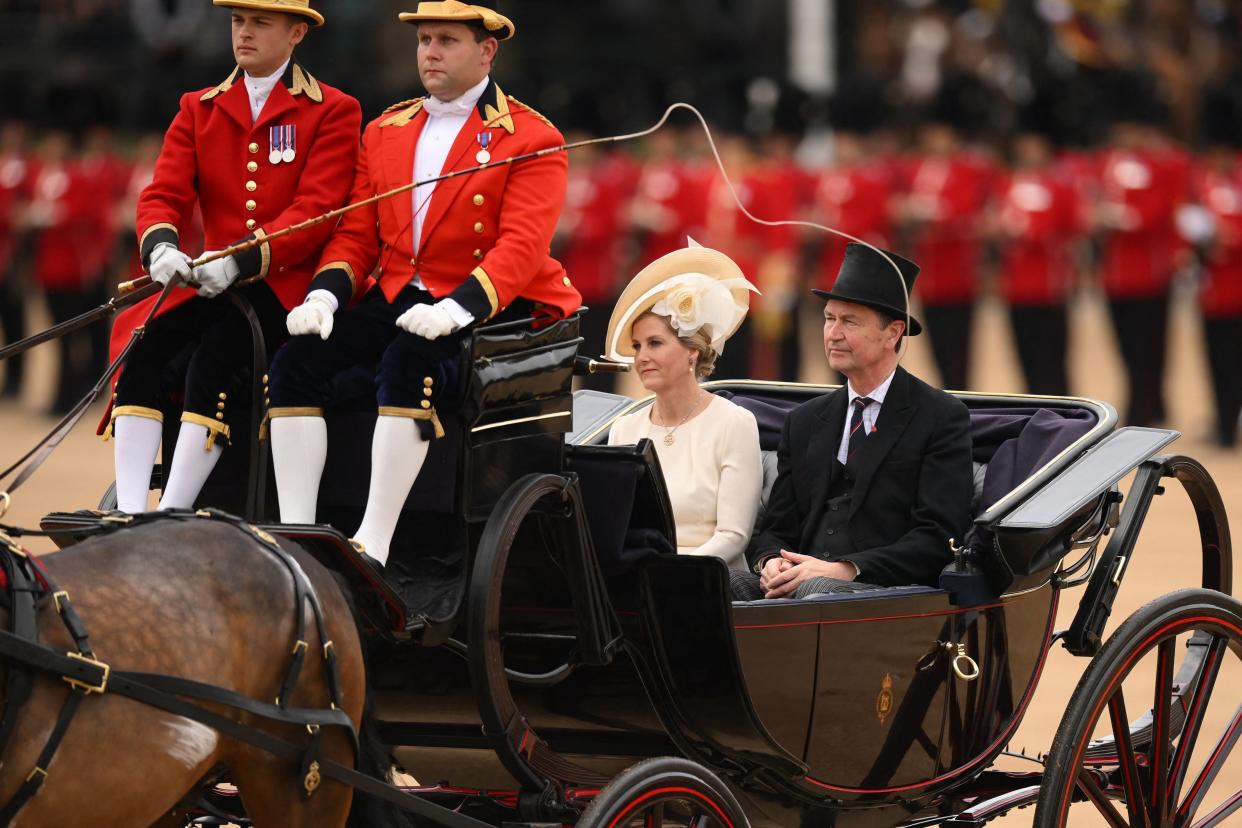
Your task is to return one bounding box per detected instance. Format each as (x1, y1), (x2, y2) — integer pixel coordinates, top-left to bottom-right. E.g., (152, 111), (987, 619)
(636, 310), (717, 380)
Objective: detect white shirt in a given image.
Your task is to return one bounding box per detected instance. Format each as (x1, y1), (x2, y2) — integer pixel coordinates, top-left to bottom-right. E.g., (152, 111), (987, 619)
(412, 75), (490, 258)
(836, 369), (896, 465)
(243, 58), (290, 123)
(608, 395), (762, 571)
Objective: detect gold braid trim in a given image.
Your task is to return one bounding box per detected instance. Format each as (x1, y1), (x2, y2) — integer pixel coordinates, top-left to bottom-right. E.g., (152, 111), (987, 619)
(260, 406), (325, 441)
(315, 260), (356, 294)
(377, 406), (445, 439)
(101, 405), (164, 442)
(236, 226), (272, 285)
(507, 96), (556, 131)
(201, 67), (240, 102)
(182, 412), (232, 451)
(291, 64), (323, 103)
(380, 98), (425, 128)
(471, 266), (500, 319)
(482, 84), (515, 134)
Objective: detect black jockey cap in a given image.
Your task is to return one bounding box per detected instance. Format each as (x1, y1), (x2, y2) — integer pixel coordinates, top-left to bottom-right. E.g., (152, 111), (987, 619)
(812, 243), (922, 336)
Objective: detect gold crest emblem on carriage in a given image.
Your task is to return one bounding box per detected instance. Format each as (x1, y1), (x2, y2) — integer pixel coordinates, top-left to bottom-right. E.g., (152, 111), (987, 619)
(877, 673), (894, 724)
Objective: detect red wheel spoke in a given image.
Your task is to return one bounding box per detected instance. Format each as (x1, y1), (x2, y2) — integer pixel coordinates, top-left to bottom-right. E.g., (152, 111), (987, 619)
(1109, 688), (1151, 828)
(1189, 789), (1242, 828)
(1177, 702), (1242, 825)
(644, 801), (663, 828)
(1150, 638), (1175, 823)
(1168, 636), (1227, 810)
(1078, 768), (1130, 828)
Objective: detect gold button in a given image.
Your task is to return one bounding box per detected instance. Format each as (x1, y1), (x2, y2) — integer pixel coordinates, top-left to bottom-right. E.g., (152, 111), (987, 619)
(423, 388), (433, 397)
(473, 249), (483, 260)
(265, 398), (271, 405)
(217, 403), (226, 411)
(423, 377), (434, 387)
(410, 258), (417, 266)
(218, 392), (227, 401)
(563, 276), (572, 286)
(215, 413), (225, 420)
(246, 219), (257, 230)
(246, 181), (257, 192)
(473, 222), (484, 234)
(248, 143), (259, 154)
(262, 375), (269, 384)
(247, 161), (259, 173)
(420, 401), (431, 410)
(246, 200), (257, 211)
(472, 194), (484, 206)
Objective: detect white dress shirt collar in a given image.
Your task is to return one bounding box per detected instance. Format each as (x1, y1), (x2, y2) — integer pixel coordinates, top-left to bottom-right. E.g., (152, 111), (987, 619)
(846, 369), (896, 408)
(243, 58), (291, 123)
(422, 75), (490, 119)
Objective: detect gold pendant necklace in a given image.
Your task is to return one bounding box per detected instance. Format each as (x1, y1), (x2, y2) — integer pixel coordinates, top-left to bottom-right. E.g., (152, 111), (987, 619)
(657, 395), (703, 446)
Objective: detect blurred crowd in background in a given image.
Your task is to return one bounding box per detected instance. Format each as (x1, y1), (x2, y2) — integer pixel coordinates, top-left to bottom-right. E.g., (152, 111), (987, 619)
(1, 0), (1242, 445)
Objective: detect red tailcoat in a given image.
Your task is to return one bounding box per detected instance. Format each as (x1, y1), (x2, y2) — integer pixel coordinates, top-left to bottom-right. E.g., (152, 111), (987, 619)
(994, 168), (1082, 305)
(814, 161), (892, 289)
(112, 62), (362, 362)
(1193, 162), (1242, 317)
(1096, 149), (1179, 298)
(905, 154), (987, 304)
(309, 78), (579, 321)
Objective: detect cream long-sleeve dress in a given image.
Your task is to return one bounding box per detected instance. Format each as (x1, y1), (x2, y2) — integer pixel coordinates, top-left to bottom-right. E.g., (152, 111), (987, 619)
(608, 394), (762, 571)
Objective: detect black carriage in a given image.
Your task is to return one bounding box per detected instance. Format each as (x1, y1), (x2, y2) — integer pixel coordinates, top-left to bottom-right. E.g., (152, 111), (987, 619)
(41, 308), (1242, 827)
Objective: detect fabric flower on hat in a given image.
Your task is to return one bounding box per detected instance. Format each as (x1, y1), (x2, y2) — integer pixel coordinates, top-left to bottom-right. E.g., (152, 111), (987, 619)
(651, 272), (756, 355)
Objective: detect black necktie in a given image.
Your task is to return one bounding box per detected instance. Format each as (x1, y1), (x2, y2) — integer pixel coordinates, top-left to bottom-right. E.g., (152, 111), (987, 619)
(847, 396), (874, 467)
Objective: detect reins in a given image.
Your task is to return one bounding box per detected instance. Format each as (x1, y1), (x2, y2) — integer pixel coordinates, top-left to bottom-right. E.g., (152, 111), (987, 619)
(0, 510), (359, 824)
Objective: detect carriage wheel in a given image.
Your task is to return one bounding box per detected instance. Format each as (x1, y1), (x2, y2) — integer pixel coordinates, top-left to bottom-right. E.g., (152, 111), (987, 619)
(1034, 588), (1242, 827)
(575, 757), (748, 828)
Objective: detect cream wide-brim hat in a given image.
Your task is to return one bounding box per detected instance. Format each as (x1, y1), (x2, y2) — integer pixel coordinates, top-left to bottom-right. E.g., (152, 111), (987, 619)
(398, 1), (515, 40)
(604, 241), (759, 362)
(213, 0), (324, 26)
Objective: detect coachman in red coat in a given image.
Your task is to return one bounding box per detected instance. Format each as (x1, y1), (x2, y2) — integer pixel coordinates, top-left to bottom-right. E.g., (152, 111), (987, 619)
(103, 0), (361, 515)
(266, 3), (580, 571)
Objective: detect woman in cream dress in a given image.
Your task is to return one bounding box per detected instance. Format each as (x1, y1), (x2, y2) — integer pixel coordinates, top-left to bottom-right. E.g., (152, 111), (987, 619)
(606, 241), (762, 571)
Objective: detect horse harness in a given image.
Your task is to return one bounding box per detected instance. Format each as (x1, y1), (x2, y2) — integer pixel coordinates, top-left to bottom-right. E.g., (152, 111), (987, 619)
(0, 509), (355, 826)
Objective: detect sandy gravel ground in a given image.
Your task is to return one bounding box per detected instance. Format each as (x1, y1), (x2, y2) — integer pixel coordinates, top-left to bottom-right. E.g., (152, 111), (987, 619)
(0, 287), (1237, 825)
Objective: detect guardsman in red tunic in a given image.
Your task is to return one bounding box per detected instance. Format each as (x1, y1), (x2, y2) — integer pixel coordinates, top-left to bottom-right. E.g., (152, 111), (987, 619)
(26, 132), (102, 413)
(1093, 111), (1180, 427)
(104, 0), (361, 514)
(991, 124), (1083, 397)
(897, 117), (987, 391)
(1189, 93), (1242, 446)
(0, 121), (31, 399)
(266, 1), (580, 571)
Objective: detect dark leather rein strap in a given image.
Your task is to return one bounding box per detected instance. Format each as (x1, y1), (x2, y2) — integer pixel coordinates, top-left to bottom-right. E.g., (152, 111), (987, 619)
(0, 282), (170, 500)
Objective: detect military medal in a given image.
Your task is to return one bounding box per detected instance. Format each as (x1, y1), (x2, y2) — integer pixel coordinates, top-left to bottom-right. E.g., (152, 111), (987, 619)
(281, 125), (296, 164)
(475, 132), (491, 164)
(269, 126), (283, 165)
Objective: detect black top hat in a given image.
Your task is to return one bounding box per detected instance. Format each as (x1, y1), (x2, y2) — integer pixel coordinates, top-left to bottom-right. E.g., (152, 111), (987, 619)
(811, 243), (922, 335)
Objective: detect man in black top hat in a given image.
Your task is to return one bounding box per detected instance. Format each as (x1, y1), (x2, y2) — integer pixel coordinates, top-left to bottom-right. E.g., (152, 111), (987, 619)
(731, 244), (973, 600)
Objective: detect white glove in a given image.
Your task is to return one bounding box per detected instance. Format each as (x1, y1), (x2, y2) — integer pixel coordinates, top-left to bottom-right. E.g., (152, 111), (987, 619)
(148, 243), (193, 287)
(286, 295), (336, 341)
(395, 301), (461, 340)
(192, 250), (241, 298)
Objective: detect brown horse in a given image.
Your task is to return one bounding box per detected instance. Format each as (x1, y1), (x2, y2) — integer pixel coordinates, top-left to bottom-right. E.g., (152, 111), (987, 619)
(0, 518), (371, 828)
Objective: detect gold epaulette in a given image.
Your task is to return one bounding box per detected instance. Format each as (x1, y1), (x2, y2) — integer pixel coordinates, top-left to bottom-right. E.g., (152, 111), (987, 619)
(506, 96), (555, 131)
(380, 97), (425, 127)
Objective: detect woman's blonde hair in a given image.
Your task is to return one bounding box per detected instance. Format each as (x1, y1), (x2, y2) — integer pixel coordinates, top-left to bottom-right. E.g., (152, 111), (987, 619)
(636, 311), (717, 380)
